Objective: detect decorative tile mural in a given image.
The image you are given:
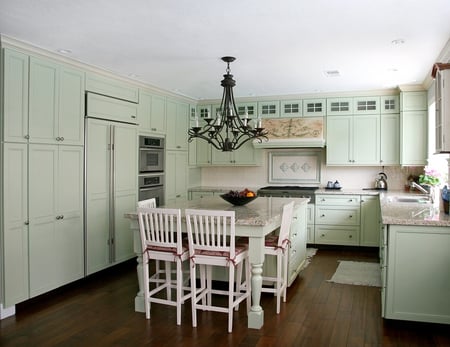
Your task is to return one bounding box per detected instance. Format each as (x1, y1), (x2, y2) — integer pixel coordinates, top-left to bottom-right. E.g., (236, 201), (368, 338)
(269, 150), (322, 184)
(262, 117), (324, 139)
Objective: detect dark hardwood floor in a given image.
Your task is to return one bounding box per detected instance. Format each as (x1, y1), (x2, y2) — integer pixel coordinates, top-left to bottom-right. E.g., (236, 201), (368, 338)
(1, 247), (449, 347)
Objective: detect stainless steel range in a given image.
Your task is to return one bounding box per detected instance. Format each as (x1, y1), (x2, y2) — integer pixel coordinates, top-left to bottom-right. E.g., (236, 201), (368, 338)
(257, 186), (318, 203)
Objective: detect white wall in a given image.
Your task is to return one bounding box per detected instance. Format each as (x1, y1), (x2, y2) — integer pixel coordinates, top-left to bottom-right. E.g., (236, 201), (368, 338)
(198, 149), (424, 190)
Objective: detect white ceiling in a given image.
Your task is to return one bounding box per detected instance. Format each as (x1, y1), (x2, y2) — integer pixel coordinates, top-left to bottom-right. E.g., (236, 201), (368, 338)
(1, 0), (450, 100)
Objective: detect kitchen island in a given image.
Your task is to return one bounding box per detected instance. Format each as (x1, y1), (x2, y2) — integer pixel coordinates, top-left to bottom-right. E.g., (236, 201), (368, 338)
(125, 196), (309, 329)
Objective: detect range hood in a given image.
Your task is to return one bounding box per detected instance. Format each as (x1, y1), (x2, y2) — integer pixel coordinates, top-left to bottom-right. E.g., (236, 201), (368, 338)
(253, 117), (325, 148)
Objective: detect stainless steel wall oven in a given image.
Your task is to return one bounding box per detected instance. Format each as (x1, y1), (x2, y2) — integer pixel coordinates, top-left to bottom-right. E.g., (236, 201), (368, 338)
(139, 136), (164, 173)
(138, 135), (165, 205)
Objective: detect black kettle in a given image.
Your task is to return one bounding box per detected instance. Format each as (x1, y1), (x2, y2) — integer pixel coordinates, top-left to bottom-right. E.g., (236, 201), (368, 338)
(375, 172), (388, 190)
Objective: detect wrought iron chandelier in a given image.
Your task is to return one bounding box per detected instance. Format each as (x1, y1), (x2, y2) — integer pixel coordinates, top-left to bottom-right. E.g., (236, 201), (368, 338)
(188, 56), (268, 152)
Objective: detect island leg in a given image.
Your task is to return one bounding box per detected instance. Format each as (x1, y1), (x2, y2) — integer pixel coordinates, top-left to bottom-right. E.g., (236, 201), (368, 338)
(130, 220), (145, 312)
(247, 237), (265, 329)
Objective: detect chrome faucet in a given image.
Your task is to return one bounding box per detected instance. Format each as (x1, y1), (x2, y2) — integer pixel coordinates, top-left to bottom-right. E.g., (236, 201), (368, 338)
(410, 181), (433, 204)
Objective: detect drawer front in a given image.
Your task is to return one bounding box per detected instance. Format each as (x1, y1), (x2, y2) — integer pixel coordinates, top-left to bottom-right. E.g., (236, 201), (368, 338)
(307, 204), (315, 224)
(314, 225), (359, 245)
(316, 194), (360, 206)
(190, 191), (214, 200)
(315, 206), (360, 225)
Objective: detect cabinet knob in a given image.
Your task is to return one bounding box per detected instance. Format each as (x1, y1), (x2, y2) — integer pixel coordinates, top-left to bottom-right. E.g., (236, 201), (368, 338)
(60, 137), (64, 141)
(349, 235), (353, 238)
(131, 115), (136, 119)
(349, 215), (353, 218)
(24, 220), (29, 225)
(56, 215), (60, 220)
(24, 135), (30, 139)
(151, 128), (156, 131)
(321, 234), (325, 237)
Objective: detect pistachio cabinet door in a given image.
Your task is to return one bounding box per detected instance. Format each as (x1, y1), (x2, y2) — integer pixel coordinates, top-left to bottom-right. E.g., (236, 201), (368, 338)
(58, 66), (85, 145)
(86, 119), (111, 275)
(29, 56), (59, 144)
(353, 114), (380, 165)
(28, 144), (58, 297)
(56, 145), (84, 284)
(326, 116), (352, 165)
(2, 143), (29, 306)
(2, 48), (29, 143)
(113, 123), (137, 263)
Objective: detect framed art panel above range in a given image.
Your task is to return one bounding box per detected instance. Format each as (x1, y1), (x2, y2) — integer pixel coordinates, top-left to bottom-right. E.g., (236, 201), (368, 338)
(268, 150), (322, 185)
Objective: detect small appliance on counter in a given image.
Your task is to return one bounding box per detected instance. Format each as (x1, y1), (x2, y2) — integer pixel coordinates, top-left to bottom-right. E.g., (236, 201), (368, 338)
(375, 172), (388, 190)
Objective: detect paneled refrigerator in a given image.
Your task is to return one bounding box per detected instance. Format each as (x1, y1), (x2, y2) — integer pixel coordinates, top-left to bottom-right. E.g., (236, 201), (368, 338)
(85, 93), (138, 275)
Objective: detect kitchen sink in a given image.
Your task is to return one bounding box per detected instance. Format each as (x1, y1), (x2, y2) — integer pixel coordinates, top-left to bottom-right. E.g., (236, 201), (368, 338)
(390, 196), (431, 204)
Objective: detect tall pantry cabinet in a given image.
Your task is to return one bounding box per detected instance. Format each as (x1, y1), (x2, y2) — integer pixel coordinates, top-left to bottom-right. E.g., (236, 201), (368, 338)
(1, 47), (85, 306)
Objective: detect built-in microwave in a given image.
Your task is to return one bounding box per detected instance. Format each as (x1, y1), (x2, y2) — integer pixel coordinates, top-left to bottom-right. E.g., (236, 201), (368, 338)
(139, 136), (164, 173)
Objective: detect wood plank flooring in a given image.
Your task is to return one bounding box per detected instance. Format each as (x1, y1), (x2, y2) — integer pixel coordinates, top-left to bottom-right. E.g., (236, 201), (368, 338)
(1, 247), (449, 347)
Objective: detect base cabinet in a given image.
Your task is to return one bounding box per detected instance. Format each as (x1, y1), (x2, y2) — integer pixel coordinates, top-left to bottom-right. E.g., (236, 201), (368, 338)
(263, 202), (308, 287)
(315, 195), (360, 245)
(382, 225), (450, 324)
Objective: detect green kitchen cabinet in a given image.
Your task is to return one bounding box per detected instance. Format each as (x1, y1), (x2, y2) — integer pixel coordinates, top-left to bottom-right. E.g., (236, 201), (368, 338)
(28, 56), (85, 145)
(280, 100), (303, 118)
(315, 194), (360, 246)
(380, 95), (400, 114)
(1, 143), (29, 306)
(382, 225), (450, 324)
(327, 114), (380, 165)
(166, 150), (188, 204)
(360, 195), (380, 246)
(28, 144), (84, 297)
(138, 90), (166, 134)
(399, 91), (427, 166)
(380, 113), (400, 165)
(85, 72), (139, 103)
(258, 100), (280, 118)
(1, 48), (29, 143)
(211, 139), (261, 166)
(236, 102), (258, 119)
(166, 99), (189, 151)
(353, 96), (380, 115)
(303, 98), (326, 117)
(326, 97), (353, 115)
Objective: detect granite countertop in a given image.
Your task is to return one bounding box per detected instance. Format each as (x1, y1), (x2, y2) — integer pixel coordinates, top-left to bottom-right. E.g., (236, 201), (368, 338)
(127, 196), (309, 226)
(187, 186), (450, 227)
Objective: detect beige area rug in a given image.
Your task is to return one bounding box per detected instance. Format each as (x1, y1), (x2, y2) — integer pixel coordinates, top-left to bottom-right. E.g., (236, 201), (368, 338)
(300, 248), (318, 271)
(327, 260), (381, 287)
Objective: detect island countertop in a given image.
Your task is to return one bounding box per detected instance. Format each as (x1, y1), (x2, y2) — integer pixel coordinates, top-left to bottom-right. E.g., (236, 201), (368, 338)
(126, 196), (309, 226)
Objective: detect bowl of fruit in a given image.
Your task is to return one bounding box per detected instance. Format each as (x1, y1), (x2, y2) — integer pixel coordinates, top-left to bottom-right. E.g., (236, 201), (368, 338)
(220, 189), (257, 206)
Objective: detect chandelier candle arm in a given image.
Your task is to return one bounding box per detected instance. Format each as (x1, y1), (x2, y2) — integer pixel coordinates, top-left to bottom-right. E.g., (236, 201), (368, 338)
(188, 56), (268, 152)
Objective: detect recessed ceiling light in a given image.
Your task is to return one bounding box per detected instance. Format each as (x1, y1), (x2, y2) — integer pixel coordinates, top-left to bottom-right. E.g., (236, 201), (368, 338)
(324, 70), (341, 77)
(56, 49), (72, 54)
(387, 68), (399, 72)
(391, 39), (405, 45)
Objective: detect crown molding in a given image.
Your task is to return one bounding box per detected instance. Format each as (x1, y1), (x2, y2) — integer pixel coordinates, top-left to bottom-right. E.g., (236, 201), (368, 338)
(0, 34), (196, 104)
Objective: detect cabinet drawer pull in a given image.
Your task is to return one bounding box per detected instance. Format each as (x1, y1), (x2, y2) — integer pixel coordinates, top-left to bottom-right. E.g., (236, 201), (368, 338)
(320, 214), (325, 217)
(131, 115), (136, 119)
(349, 235), (353, 238)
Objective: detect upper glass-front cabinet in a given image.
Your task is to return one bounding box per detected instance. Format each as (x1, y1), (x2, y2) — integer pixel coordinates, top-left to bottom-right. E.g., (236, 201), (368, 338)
(327, 97), (353, 115)
(258, 101), (280, 118)
(280, 100), (302, 117)
(380, 95), (399, 114)
(303, 98), (326, 117)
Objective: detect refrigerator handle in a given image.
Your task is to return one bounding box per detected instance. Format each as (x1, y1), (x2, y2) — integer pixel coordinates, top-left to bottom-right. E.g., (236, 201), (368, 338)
(109, 125), (116, 263)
